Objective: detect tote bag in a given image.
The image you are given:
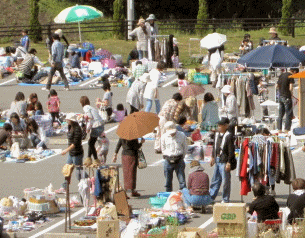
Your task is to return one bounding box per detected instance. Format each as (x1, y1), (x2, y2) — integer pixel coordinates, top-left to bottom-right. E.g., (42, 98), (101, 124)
(137, 149), (147, 169)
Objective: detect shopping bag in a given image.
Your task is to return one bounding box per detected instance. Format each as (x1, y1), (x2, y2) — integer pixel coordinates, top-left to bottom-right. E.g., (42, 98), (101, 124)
(99, 109), (108, 122)
(62, 164), (74, 178)
(137, 149), (147, 169)
(99, 203), (118, 219)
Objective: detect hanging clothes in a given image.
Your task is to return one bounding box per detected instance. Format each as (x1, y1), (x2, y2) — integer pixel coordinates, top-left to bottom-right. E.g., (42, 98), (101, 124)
(240, 139), (252, 196)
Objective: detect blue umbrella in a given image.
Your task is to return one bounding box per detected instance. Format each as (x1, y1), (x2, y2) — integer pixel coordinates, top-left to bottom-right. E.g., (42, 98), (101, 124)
(237, 45), (305, 68)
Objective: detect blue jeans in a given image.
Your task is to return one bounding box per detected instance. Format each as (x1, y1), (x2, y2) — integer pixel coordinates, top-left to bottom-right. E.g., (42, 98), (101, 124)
(30, 134), (47, 149)
(62, 154), (87, 189)
(277, 96), (293, 131)
(209, 157), (231, 203)
(145, 99), (161, 114)
(164, 159), (186, 192)
(181, 188), (212, 206)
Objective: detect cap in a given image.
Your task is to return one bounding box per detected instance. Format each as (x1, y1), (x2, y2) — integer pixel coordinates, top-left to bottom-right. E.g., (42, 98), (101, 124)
(164, 121), (177, 134)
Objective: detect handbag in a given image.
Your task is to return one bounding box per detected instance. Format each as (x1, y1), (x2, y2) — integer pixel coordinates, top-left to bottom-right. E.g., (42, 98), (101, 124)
(62, 164), (74, 178)
(99, 108), (108, 122)
(137, 149), (147, 169)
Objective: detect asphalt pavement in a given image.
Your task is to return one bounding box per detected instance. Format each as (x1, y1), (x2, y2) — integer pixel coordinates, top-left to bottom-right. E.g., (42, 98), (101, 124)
(0, 73), (304, 237)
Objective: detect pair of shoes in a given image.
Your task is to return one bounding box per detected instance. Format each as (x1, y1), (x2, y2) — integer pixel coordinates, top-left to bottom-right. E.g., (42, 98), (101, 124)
(64, 87), (70, 91)
(41, 87), (50, 91)
(83, 157), (93, 167)
(131, 191), (141, 197)
(271, 190), (276, 196)
(155, 149), (162, 154)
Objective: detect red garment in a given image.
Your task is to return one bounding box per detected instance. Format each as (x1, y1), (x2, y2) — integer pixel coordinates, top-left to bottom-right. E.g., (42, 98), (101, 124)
(240, 139), (251, 196)
(188, 170), (209, 196)
(85, 51), (92, 62)
(270, 143), (278, 168)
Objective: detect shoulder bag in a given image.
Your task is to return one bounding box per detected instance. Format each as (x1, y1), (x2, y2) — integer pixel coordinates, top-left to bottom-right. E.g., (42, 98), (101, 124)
(137, 149), (147, 169)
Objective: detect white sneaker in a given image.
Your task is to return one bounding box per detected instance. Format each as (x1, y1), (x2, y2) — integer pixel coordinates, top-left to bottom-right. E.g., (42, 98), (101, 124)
(271, 190), (276, 196)
(41, 87), (50, 91)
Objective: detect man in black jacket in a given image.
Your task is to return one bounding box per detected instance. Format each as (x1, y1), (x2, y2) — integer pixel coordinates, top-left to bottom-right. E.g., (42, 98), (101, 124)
(209, 117), (235, 203)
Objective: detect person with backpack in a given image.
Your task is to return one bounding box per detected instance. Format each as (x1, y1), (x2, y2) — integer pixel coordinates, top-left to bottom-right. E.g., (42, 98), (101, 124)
(47, 89), (60, 127)
(209, 117), (236, 203)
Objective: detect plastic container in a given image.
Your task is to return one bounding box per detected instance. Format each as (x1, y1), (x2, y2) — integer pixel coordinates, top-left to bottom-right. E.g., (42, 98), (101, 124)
(149, 196), (167, 209)
(193, 73), (210, 85)
(157, 192), (171, 198)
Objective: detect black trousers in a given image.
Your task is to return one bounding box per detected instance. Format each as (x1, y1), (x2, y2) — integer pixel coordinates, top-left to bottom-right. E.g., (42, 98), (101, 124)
(88, 136), (98, 160)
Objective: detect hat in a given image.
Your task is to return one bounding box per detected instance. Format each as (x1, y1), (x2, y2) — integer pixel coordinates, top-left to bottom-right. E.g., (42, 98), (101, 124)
(221, 85), (232, 94)
(67, 45), (76, 53)
(164, 121), (177, 134)
(185, 97), (196, 107)
(190, 160), (200, 168)
(55, 29), (63, 38)
(65, 113), (78, 122)
(173, 38), (178, 45)
(269, 27), (277, 34)
(137, 19), (145, 25)
(146, 14), (156, 21)
(218, 117), (230, 125)
(139, 73), (151, 83)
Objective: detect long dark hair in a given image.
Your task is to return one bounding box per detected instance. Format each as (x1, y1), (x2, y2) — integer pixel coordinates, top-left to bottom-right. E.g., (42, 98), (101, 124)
(26, 118), (39, 134)
(141, 25), (148, 35)
(15, 92), (25, 102)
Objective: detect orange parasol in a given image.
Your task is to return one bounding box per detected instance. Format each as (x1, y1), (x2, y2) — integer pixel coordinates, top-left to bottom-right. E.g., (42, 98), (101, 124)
(116, 111), (160, 140)
(289, 71), (305, 78)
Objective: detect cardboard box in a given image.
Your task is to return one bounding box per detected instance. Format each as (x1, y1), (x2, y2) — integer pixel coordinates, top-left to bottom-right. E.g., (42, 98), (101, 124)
(97, 219), (120, 238)
(213, 203), (247, 224)
(217, 223), (247, 237)
(178, 227), (206, 238)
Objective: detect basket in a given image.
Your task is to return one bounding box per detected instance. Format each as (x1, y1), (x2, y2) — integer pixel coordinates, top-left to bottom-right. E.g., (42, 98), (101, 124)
(149, 196), (167, 209)
(193, 73), (210, 85)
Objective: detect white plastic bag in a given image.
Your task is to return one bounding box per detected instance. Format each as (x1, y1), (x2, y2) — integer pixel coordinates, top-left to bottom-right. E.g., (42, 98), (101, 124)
(163, 192), (184, 211)
(10, 142), (20, 158)
(121, 219), (142, 238)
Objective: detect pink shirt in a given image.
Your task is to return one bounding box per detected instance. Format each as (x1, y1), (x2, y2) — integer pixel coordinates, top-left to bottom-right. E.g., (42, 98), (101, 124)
(47, 96), (60, 113)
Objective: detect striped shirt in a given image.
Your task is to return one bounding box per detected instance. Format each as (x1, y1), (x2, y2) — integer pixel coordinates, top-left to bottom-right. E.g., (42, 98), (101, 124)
(18, 54), (43, 76)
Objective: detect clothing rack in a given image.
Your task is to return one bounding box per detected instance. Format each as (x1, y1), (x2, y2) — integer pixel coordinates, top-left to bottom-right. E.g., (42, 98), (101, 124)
(237, 135), (292, 202)
(64, 165), (121, 233)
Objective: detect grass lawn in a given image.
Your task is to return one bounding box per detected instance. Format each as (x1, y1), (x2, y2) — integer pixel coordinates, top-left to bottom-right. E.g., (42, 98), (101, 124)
(4, 27), (305, 68)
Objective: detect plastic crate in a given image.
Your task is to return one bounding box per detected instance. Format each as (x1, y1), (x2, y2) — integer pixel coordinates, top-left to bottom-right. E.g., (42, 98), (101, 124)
(193, 73), (210, 85)
(149, 196), (167, 209)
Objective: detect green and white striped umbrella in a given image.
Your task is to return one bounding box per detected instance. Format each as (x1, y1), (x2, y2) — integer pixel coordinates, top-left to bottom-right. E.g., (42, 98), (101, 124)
(54, 5), (103, 42)
(54, 5), (103, 23)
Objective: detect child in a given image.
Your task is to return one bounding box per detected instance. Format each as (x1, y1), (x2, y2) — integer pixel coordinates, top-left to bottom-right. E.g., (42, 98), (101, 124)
(47, 89), (60, 127)
(248, 182), (279, 223)
(26, 119), (47, 150)
(113, 104), (128, 122)
(97, 132), (109, 164)
(102, 83), (113, 122)
(20, 29), (30, 52)
(35, 102), (44, 115)
(177, 71), (188, 90)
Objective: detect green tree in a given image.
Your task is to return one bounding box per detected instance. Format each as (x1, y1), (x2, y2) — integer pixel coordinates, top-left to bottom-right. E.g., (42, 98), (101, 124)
(29, 0), (42, 42)
(196, 0), (208, 35)
(113, 0), (125, 39)
(280, 0), (293, 35)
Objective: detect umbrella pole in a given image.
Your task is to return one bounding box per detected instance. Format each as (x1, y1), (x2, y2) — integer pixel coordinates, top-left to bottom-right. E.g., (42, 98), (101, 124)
(78, 21), (82, 43)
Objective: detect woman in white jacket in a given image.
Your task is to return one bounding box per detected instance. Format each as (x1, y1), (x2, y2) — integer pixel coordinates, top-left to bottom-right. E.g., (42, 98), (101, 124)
(144, 62), (165, 114)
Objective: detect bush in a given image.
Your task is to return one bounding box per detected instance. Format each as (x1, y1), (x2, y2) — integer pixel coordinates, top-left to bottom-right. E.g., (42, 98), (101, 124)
(29, 0), (42, 42)
(279, 0), (293, 36)
(113, 0), (125, 39)
(196, 0), (209, 35)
